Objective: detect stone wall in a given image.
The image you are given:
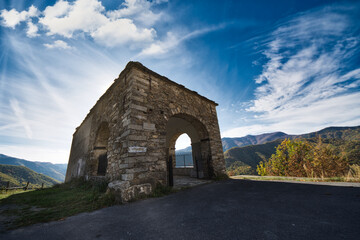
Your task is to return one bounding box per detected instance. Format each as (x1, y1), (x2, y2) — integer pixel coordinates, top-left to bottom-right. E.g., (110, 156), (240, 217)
(66, 62), (226, 202)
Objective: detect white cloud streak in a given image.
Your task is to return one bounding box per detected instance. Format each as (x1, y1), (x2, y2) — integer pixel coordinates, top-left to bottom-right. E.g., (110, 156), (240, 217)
(9, 99), (33, 139)
(224, 4), (360, 137)
(139, 24), (227, 57)
(0, 34), (125, 163)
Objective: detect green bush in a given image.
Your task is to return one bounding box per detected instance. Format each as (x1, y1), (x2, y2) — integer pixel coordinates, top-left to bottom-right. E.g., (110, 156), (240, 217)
(257, 138), (349, 178)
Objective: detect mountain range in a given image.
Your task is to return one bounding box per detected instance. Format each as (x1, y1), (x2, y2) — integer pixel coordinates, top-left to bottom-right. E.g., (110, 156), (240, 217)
(176, 126), (360, 154)
(222, 125), (360, 152)
(222, 132), (289, 151)
(0, 154), (67, 182)
(224, 125), (360, 175)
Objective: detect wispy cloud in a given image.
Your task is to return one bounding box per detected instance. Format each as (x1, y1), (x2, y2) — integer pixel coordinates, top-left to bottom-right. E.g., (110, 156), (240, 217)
(0, 33), (124, 163)
(139, 24), (227, 57)
(224, 4), (360, 137)
(9, 99), (33, 139)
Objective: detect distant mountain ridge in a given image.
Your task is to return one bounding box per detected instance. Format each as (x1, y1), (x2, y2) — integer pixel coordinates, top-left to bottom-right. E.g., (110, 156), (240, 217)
(222, 125), (360, 151)
(176, 146), (192, 153)
(224, 125), (360, 175)
(0, 164), (59, 187)
(0, 154), (67, 182)
(222, 132), (290, 151)
(176, 126), (360, 154)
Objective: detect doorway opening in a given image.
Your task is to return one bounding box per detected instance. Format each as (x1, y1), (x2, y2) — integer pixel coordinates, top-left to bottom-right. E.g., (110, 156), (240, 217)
(175, 133), (193, 169)
(165, 113), (213, 186)
(93, 122), (109, 176)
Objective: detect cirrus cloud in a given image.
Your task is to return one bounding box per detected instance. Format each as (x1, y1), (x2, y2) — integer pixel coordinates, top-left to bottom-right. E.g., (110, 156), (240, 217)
(224, 4), (360, 137)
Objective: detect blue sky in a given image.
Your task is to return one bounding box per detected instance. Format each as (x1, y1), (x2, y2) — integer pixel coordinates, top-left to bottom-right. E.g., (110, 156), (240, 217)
(0, 0), (359, 163)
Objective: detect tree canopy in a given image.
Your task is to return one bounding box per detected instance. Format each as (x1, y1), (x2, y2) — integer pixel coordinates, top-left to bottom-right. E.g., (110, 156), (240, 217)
(257, 138), (349, 178)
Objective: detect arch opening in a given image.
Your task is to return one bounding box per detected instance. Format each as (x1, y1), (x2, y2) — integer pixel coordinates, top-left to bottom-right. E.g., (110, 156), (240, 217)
(175, 133), (193, 169)
(93, 122), (110, 176)
(165, 114), (213, 186)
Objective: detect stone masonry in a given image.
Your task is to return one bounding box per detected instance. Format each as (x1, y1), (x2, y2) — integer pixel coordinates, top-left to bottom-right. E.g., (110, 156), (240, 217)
(65, 62), (225, 202)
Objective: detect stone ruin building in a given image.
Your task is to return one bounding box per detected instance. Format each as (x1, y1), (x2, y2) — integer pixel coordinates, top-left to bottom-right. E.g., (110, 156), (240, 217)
(65, 61), (225, 202)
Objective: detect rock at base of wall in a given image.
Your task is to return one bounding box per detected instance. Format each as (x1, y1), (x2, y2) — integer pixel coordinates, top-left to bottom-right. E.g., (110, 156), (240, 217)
(107, 180), (152, 203)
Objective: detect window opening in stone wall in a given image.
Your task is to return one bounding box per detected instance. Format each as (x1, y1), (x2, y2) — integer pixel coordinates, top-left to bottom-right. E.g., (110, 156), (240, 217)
(97, 153), (108, 176)
(175, 133), (193, 168)
(94, 122), (110, 176)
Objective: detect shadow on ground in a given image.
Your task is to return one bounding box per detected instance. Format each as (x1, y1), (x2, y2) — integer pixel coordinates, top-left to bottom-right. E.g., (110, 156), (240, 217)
(1, 179), (360, 240)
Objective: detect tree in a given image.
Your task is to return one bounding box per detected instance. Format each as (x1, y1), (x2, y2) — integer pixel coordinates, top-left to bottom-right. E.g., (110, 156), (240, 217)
(257, 138), (349, 178)
(311, 139), (348, 178)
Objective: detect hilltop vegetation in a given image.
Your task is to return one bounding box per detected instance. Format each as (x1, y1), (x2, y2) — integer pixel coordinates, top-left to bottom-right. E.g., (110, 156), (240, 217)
(0, 164), (59, 188)
(257, 139), (350, 178)
(225, 126), (360, 176)
(0, 154), (67, 182)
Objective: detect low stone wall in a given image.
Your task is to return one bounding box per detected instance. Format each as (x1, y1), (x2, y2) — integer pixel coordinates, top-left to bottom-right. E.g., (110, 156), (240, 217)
(108, 180), (152, 203)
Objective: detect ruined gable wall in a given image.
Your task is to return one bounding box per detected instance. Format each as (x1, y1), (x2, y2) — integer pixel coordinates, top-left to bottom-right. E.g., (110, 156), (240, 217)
(66, 70), (131, 182)
(66, 62), (225, 188)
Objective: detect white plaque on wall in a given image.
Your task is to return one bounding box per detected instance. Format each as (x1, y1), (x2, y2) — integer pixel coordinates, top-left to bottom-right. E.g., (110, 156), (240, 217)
(128, 146), (147, 153)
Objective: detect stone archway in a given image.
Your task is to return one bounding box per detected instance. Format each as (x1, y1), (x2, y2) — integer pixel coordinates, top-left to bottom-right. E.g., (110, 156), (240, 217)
(165, 113), (213, 185)
(66, 62), (225, 201)
(93, 122), (110, 176)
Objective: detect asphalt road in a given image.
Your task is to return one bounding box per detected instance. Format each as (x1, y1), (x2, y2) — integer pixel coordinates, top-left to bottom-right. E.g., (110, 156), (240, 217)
(2, 179), (360, 240)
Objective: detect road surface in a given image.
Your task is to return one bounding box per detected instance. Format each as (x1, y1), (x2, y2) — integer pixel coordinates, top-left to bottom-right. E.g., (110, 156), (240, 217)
(1, 179), (360, 240)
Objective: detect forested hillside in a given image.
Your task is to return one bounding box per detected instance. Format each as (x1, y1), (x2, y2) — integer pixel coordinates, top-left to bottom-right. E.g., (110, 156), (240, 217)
(0, 164), (59, 188)
(0, 154), (67, 182)
(225, 126), (360, 176)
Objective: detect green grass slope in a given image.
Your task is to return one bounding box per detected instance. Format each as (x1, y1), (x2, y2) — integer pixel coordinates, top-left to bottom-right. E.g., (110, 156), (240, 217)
(0, 164), (59, 188)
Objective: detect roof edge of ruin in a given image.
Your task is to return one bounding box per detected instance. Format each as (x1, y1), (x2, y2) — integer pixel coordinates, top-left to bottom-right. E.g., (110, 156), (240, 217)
(123, 61), (218, 106)
(74, 61), (218, 133)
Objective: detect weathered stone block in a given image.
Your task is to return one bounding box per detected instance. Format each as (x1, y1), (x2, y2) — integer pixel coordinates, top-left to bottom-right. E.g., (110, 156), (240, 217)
(143, 122), (155, 131)
(128, 135), (147, 141)
(130, 103), (147, 112)
(121, 173), (134, 181)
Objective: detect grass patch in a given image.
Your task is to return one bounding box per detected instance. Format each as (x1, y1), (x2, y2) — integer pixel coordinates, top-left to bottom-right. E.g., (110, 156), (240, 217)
(151, 184), (175, 198)
(231, 175), (360, 182)
(0, 189), (32, 200)
(0, 178), (115, 229)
